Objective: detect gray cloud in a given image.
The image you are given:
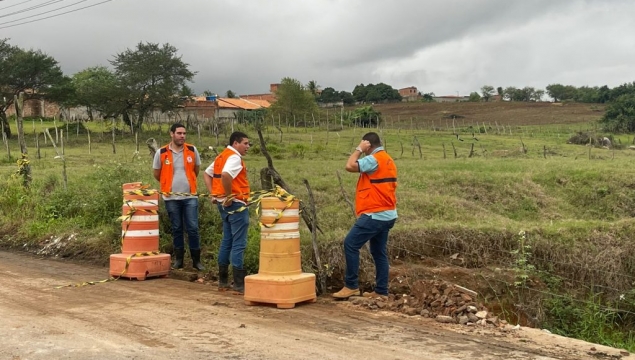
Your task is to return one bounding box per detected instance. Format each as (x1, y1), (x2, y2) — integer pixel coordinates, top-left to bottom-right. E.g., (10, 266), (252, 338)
(2, 0), (635, 97)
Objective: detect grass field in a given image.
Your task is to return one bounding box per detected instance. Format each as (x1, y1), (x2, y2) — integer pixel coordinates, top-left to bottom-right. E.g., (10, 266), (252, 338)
(2, 101), (635, 349)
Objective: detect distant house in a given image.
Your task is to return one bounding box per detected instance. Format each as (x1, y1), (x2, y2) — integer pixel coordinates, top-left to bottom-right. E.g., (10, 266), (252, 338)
(239, 83), (278, 103)
(433, 95), (470, 103)
(318, 100), (344, 108)
(215, 97), (270, 120)
(182, 96), (218, 119)
(399, 86), (421, 102)
(5, 98), (60, 118)
(180, 95), (271, 122)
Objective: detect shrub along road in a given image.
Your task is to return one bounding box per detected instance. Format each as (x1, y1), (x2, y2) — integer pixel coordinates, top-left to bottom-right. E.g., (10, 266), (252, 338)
(0, 251), (626, 360)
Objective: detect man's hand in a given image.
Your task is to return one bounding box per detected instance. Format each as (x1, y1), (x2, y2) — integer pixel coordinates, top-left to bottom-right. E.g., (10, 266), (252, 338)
(222, 198), (233, 207)
(357, 140), (371, 154)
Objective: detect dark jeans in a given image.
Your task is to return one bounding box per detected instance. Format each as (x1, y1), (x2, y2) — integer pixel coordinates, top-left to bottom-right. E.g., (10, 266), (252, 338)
(217, 202), (250, 269)
(344, 214), (396, 295)
(165, 198), (200, 250)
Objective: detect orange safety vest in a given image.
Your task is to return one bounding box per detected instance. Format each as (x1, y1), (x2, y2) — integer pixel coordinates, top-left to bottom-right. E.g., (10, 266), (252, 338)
(211, 147), (250, 202)
(158, 143), (198, 194)
(355, 150), (397, 217)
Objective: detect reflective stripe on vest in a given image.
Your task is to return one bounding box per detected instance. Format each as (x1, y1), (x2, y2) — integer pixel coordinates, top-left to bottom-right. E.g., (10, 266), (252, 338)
(355, 150), (397, 217)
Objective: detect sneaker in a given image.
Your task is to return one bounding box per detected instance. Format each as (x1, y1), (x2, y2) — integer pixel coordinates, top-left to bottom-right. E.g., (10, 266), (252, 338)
(332, 286), (360, 299)
(363, 291), (388, 300)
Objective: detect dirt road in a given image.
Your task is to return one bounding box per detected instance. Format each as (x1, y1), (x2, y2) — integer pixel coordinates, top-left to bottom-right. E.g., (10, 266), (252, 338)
(0, 251), (627, 360)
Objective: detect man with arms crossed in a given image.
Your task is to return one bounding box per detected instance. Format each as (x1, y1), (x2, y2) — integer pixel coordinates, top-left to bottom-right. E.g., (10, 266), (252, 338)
(153, 123), (204, 271)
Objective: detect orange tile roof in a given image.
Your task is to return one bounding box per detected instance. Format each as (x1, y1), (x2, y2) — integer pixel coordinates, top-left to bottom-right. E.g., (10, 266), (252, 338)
(239, 93), (277, 103)
(216, 97), (271, 110)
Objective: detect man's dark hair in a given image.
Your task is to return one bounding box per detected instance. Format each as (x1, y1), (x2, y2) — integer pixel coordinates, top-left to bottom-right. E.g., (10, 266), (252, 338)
(170, 123), (186, 133)
(229, 131), (249, 146)
(362, 132), (381, 148)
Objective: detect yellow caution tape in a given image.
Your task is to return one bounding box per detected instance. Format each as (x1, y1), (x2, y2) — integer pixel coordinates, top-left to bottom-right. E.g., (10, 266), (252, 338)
(56, 186), (301, 289)
(54, 251), (160, 289)
(123, 185), (302, 223)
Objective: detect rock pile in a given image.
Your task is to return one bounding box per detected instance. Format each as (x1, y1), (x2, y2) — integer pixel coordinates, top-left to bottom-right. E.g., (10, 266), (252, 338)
(348, 279), (507, 328)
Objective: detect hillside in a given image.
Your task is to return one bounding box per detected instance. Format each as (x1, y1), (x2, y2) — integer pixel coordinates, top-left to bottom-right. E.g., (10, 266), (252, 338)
(345, 101), (605, 127)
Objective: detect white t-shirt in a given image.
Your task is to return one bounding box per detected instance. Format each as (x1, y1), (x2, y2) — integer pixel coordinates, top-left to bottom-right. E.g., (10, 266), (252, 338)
(205, 146), (244, 202)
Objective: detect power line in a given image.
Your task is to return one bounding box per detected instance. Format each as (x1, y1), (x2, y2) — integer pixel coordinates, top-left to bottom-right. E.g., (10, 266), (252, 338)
(0, 0), (86, 24)
(0, 0), (111, 29)
(0, 0), (36, 11)
(0, 0), (64, 19)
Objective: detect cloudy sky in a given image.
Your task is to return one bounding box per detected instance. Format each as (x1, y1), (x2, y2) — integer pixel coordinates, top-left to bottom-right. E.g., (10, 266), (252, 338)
(2, 0), (634, 97)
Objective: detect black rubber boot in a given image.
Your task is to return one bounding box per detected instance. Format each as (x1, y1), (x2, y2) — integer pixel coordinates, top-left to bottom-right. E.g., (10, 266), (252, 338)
(218, 265), (230, 291)
(191, 249), (205, 271)
(173, 248), (184, 269)
(232, 267), (247, 294)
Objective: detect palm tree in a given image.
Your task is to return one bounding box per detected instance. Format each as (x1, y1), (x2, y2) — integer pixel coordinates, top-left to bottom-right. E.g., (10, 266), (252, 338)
(306, 80), (320, 97)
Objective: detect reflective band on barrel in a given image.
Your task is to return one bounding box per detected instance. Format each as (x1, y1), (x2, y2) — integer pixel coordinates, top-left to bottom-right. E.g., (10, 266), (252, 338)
(261, 209), (300, 217)
(261, 231), (300, 240)
(128, 215), (159, 222)
(260, 222), (299, 231)
(124, 199), (159, 206)
(122, 230), (160, 236)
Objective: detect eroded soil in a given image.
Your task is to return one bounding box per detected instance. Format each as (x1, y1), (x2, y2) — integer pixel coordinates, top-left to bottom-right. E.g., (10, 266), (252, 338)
(0, 251), (628, 360)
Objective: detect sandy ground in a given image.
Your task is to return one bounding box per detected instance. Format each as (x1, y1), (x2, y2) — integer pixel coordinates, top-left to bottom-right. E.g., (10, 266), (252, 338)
(0, 251), (629, 360)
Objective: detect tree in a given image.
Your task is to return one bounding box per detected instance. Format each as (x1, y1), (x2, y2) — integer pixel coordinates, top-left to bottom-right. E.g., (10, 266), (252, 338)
(352, 84), (368, 103)
(469, 92), (481, 102)
(519, 87), (535, 102)
(504, 86), (520, 101)
(306, 80), (320, 98)
(365, 87), (382, 103)
(318, 87), (340, 103)
(352, 105), (381, 127)
(202, 90), (213, 96)
(599, 93), (635, 132)
(317, 87), (354, 105)
(179, 85), (195, 98)
(497, 87), (504, 97)
(0, 39), (68, 136)
(339, 91), (355, 105)
(609, 82), (635, 102)
(226, 90), (235, 98)
(268, 77), (318, 119)
(373, 83), (402, 102)
(421, 92), (435, 102)
(68, 66), (120, 120)
(481, 85), (495, 102)
(110, 42), (196, 132)
(351, 83), (401, 103)
(573, 86), (599, 103)
(546, 84), (576, 102)
(532, 89), (545, 102)
(598, 85), (611, 103)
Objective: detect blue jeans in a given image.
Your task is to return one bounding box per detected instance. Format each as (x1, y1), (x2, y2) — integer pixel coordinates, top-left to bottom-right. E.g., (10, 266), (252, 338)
(217, 202), (250, 269)
(344, 215), (396, 295)
(164, 198), (200, 250)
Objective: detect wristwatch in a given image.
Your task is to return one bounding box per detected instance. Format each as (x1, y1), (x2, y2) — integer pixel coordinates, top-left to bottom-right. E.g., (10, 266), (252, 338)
(355, 147), (363, 152)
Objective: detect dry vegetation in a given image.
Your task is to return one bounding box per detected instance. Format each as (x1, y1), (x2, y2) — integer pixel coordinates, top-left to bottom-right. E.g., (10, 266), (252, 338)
(371, 101), (604, 127)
